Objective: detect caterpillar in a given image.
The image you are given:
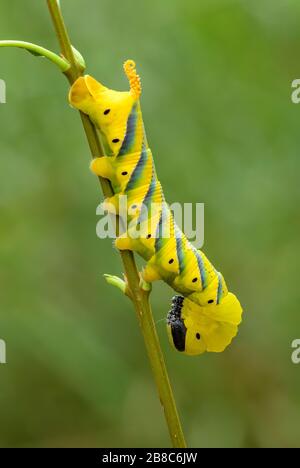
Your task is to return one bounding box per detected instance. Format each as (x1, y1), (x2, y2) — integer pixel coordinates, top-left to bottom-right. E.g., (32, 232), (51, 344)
(69, 60), (243, 355)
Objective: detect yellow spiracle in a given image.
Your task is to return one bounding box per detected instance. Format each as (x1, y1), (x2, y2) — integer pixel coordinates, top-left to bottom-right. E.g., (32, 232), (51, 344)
(123, 59), (142, 99)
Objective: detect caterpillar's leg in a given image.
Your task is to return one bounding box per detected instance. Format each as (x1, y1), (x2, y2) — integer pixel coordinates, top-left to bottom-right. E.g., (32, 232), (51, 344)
(142, 262), (161, 283)
(139, 264), (157, 291)
(102, 193), (120, 214)
(139, 273), (152, 292)
(115, 234), (135, 251)
(90, 157), (114, 180)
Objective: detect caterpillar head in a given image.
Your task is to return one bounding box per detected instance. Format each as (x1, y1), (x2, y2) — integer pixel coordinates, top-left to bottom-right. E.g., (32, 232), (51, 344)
(69, 60), (141, 156)
(167, 292), (243, 355)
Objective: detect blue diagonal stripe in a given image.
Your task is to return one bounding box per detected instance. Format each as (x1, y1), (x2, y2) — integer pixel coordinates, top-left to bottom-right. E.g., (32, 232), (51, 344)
(195, 249), (207, 289)
(125, 144), (148, 193)
(118, 103), (138, 157)
(216, 272), (223, 304)
(175, 227), (185, 274)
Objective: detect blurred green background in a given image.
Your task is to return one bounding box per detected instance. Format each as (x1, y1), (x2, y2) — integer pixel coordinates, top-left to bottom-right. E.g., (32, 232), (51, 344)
(0, 0), (300, 448)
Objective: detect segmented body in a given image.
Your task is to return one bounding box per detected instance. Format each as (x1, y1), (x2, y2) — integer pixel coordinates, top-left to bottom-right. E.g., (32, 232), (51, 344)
(69, 60), (243, 355)
(99, 101), (227, 308)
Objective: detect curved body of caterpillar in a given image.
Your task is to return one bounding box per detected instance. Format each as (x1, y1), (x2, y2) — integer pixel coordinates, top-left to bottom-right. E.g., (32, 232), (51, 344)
(69, 60), (243, 355)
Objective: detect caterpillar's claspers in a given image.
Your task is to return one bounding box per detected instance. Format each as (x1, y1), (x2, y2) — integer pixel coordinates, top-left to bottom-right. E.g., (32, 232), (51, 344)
(69, 60), (243, 355)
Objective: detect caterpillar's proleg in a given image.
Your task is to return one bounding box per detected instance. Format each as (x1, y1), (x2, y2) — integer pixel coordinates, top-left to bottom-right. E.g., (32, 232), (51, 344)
(90, 157), (114, 180)
(142, 263), (163, 283)
(101, 194), (120, 214)
(114, 234), (135, 251)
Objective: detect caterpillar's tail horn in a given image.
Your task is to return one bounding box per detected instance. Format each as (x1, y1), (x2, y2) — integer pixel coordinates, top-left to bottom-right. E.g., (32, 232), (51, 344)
(123, 60), (142, 99)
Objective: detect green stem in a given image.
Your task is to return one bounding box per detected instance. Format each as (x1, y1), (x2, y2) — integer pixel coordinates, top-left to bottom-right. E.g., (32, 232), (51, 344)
(46, 0), (187, 448)
(0, 40), (70, 72)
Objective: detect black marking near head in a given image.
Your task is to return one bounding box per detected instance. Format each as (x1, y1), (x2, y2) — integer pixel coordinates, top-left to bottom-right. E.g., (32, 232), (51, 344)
(104, 109), (111, 115)
(167, 296), (186, 352)
(171, 321), (187, 352)
(169, 295), (184, 319)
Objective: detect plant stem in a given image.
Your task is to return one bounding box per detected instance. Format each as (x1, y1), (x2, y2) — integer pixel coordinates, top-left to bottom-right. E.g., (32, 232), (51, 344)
(46, 0), (187, 448)
(0, 40), (70, 72)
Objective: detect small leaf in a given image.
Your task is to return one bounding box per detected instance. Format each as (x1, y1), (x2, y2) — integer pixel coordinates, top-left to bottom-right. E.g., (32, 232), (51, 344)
(140, 277), (152, 292)
(104, 274), (127, 295)
(71, 45), (86, 72)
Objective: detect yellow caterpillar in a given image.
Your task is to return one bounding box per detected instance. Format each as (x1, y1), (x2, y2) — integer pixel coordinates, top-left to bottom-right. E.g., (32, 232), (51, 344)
(69, 60), (243, 355)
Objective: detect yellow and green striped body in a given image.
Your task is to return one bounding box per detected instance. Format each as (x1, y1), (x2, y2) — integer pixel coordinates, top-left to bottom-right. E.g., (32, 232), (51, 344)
(69, 60), (243, 355)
